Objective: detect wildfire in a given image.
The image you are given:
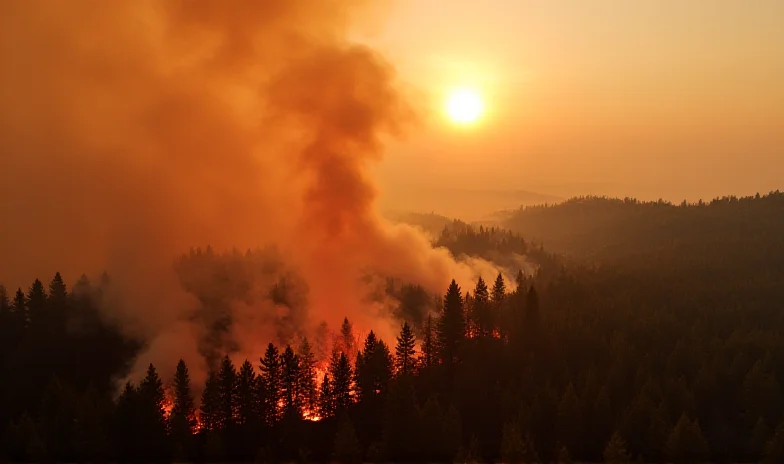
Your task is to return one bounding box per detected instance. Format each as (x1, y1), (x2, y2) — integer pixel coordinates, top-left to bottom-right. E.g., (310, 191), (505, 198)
(163, 386), (175, 418)
(303, 364), (328, 422)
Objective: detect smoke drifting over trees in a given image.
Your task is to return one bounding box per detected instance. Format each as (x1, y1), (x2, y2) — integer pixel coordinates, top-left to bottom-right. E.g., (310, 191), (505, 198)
(0, 1), (509, 378)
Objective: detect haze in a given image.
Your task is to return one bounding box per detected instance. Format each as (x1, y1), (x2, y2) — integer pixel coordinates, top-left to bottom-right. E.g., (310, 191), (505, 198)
(363, 0), (784, 218)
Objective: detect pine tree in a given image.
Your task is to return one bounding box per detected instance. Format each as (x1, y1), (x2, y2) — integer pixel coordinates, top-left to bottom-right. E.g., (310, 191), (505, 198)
(12, 288), (27, 329)
(138, 363), (168, 459)
(297, 338), (318, 417)
(237, 359), (259, 426)
(46, 273), (68, 332)
(438, 280), (465, 365)
(471, 276), (491, 337)
(112, 381), (140, 459)
(421, 314), (438, 369)
(330, 351), (353, 412)
(259, 343), (282, 425)
(490, 272), (506, 306)
(338, 317), (356, 358)
(355, 331), (393, 404)
(281, 345), (301, 417)
(200, 371), (221, 432)
(139, 363), (166, 421)
(217, 355), (238, 430)
(169, 360), (197, 457)
(490, 272), (506, 337)
(395, 322), (417, 376)
(26, 279), (47, 328)
(604, 431), (631, 463)
(318, 372), (334, 419)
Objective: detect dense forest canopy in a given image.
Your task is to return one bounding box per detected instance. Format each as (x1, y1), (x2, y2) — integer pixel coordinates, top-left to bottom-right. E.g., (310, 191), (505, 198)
(3, 193), (784, 462)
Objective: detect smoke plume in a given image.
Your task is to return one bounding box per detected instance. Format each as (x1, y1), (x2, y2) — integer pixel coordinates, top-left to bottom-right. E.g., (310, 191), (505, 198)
(0, 0), (506, 382)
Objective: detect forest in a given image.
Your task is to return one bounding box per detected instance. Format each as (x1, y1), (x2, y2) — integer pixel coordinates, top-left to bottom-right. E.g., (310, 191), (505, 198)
(3, 192), (784, 463)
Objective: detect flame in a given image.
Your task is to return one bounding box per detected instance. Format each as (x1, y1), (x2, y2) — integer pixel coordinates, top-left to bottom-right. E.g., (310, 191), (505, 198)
(303, 364), (328, 422)
(163, 386), (175, 418)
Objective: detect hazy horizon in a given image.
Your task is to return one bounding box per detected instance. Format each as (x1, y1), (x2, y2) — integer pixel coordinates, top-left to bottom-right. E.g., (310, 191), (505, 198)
(360, 0), (784, 214)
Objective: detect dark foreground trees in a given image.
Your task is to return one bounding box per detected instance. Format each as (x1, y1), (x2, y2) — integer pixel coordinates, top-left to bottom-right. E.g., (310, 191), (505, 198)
(4, 202), (784, 463)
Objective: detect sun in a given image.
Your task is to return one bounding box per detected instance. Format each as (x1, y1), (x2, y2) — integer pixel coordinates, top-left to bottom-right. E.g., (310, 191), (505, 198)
(445, 88), (484, 124)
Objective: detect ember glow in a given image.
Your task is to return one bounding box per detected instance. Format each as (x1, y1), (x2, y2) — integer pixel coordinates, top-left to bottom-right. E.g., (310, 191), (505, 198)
(163, 386), (175, 419)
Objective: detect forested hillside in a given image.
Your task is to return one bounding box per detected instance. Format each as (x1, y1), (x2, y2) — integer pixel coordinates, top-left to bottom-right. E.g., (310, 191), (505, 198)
(3, 207), (784, 462)
(503, 191), (784, 271)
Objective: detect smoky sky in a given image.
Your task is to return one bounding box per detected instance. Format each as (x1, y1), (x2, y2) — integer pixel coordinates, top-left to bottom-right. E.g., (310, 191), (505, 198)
(0, 0), (509, 380)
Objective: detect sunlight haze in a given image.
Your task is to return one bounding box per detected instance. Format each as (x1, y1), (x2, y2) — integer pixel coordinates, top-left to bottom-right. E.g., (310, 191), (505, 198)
(359, 0), (784, 217)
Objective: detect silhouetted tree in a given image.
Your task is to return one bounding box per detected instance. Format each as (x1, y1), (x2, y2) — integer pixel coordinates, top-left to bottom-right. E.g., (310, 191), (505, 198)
(438, 280), (465, 365)
(281, 345), (301, 416)
(421, 313), (438, 369)
(330, 352), (353, 412)
(169, 360), (196, 459)
(259, 343), (282, 425)
(297, 338), (318, 416)
(216, 355), (237, 431)
(395, 322), (417, 376)
(200, 372), (220, 432)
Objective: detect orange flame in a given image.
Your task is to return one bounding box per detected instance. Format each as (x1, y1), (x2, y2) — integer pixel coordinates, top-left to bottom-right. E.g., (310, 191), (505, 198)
(163, 386), (175, 418)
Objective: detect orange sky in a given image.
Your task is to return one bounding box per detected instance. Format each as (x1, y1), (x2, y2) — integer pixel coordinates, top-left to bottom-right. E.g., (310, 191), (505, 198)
(354, 0), (784, 214)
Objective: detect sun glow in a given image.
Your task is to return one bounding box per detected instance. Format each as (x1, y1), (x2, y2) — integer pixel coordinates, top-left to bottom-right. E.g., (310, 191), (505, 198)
(445, 87), (484, 124)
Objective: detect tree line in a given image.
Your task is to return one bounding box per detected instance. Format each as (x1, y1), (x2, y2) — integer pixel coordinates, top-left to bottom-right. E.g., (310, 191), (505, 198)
(4, 212), (784, 462)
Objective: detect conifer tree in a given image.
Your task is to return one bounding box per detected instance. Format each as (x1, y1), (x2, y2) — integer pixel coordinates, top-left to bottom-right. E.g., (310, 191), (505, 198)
(339, 317), (356, 358)
(438, 279), (465, 365)
(421, 313), (438, 369)
(297, 338), (318, 416)
(46, 273), (68, 332)
(471, 276), (491, 337)
(217, 355), (238, 430)
(26, 279), (47, 328)
(281, 345), (301, 417)
(490, 272), (506, 336)
(330, 352), (353, 412)
(138, 363), (168, 459)
(200, 371), (221, 432)
(139, 364), (166, 422)
(12, 288), (27, 330)
(236, 359), (258, 426)
(395, 322), (417, 376)
(169, 360), (196, 456)
(355, 331), (393, 404)
(112, 382), (140, 459)
(490, 272), (506, 306)
(47, 273), (67, 307)
(259, 343), (282, 425)
(318, 372), (334, 419)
